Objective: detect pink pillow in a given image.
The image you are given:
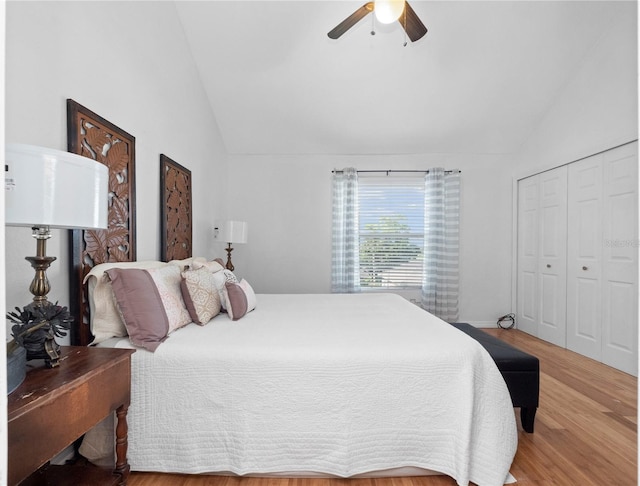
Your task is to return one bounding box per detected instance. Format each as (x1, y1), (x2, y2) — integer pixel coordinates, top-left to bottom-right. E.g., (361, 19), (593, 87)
(224, 279), (257, 321)
(106, 268), (169, 351)
(225, 282), (247, 321)
(106, 266), (192, 351)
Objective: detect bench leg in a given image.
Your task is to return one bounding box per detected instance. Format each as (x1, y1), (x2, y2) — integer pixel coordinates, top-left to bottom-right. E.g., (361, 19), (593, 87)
(520, 407), (537, 433)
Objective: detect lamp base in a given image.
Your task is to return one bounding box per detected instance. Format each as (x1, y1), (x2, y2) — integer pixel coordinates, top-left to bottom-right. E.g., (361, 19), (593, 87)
(23, 332), (62, 368)
(44, 338), (62, 368)
(25, 255), (57, 307)
(26, 226), (56, 306)
(225, 243), (235, 271)
(22, 227), (62, 368)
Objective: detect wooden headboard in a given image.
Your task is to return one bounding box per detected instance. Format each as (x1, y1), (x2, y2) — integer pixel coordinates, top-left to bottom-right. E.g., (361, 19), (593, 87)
(160, 154), (192, 262)
(67, 99), (137, 346)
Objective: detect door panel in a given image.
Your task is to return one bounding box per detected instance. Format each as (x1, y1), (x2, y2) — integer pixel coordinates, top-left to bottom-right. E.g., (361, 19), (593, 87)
(521, 271), (537, 323)
(517, 176), (539, 336)
(537, 167), (567, 347)
(567, 154), (603, 360)
(602, 143), (638, 376)
(572, 276), (600, 358)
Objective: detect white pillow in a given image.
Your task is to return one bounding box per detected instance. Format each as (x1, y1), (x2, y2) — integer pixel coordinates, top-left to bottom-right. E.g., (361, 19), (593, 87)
(211, 269), (238, 309)
(191, 259), (224, 273)
(168, 256), (207, 270)
(84, 261), (167, 344)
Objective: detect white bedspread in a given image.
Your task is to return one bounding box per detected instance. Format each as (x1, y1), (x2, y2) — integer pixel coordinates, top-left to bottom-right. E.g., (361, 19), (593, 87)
(99, 293), (517, 486)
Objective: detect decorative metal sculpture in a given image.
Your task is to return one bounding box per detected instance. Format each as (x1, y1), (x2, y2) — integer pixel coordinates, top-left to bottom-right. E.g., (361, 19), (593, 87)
(7, 302), (72, 368)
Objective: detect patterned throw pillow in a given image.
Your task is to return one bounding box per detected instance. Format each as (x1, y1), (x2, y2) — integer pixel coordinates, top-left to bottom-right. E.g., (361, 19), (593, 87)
(146, 265), (193, 333)
(191, 259), (237, 308)
(181, 267), (222, 324)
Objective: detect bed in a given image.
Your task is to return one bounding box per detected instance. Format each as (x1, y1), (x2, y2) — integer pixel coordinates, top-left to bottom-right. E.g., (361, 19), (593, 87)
(77, 258), (517, 486)
(67, 138), (515, 486)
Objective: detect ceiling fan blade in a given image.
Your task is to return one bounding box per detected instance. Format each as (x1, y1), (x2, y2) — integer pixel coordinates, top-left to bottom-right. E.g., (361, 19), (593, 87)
(327, 2), (374, 39)
(399, 1), (427, 42)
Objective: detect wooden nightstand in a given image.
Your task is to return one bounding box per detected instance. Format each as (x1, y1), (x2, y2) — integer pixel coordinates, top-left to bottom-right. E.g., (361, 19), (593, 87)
(8, 346), (135, 486)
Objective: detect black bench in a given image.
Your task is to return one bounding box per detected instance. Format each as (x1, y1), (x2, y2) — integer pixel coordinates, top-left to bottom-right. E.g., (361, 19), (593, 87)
(451, 323), (539, 433)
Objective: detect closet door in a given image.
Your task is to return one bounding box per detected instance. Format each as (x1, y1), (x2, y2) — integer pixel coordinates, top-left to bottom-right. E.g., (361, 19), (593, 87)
(517, 167), (568, 343)
(567, 155), (603, 361)
(517, 176), (540, 336)
(519, 142), (637, 375)
(537, 167), (568, 347)
(601, 142), (638, 376)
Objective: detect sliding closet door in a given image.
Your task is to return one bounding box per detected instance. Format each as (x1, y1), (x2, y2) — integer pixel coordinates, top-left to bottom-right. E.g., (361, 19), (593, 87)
(517, 176), (540, 336)
(601, 142), (638, 376)
(537, 167), (568, 347)
(517, 167), (567, 344)
(519, 142), (637, 375)
(567, 154), (603, 361)
(567, 142), (638, 376)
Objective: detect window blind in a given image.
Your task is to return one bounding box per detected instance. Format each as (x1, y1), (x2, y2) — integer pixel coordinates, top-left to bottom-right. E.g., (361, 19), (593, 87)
(358, 176), (425, 289)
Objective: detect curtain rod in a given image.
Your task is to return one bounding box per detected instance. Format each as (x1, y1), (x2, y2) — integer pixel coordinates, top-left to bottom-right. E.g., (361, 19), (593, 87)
(331, 169), (461, 175)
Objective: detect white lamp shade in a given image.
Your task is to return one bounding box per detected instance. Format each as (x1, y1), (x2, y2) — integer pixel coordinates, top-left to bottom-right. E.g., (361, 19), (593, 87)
(220, 220), (248, 244)
(374, 0), (405, 24)
(5, 143), (109, 230)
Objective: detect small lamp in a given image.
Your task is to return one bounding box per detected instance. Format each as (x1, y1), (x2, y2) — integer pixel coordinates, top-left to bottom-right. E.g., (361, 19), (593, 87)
(5, 143), (108, 366)
(219, 220), (248, 271)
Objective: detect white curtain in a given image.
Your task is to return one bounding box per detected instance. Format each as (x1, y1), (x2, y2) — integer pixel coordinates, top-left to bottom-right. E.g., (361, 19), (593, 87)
(421, 168), (460, 322)
(331, 168), (360, 293)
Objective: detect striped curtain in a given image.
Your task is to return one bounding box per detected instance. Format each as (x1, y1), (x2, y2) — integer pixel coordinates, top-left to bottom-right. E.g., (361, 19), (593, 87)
(331, 168), (361, 293)
(421, 168), (461, 321)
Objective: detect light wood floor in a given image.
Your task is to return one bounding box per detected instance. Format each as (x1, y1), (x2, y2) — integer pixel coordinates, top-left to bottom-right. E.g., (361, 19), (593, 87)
(127, 329), (637, 486)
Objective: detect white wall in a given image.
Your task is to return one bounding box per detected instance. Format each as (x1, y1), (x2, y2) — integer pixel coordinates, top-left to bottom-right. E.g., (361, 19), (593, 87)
(514, 3), (637, 177)
(4, 1), (228, 343)
(227, 153), (514, 326)
(225, 2), (637, 328)
(4, 1), (636, 339)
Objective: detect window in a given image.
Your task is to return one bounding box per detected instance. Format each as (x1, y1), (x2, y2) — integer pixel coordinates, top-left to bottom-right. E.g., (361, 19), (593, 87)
(358, 175), (425, 289)
(332, 167), (460, 321)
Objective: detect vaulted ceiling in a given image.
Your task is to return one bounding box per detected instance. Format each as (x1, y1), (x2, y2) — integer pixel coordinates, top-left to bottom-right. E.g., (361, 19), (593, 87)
(175, 1), (634, 155)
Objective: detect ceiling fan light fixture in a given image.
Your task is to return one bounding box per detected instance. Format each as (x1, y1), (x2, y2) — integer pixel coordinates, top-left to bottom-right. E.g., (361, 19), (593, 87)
(327, 1), (426, 42)
(374, 0), (405, 24)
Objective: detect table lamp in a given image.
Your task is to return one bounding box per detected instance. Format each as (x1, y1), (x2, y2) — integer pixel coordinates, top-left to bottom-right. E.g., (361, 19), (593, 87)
(5, 143), (108, 366)
(219, 220), (248, 271)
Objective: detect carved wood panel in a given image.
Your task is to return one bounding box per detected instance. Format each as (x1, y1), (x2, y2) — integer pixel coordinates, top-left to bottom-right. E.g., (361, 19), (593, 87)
(67, 99), (136, 346)
(160, 155), (192, 262)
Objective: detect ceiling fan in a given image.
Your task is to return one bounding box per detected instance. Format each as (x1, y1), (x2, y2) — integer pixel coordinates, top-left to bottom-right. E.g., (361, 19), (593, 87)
(327, 0), (427, 43)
